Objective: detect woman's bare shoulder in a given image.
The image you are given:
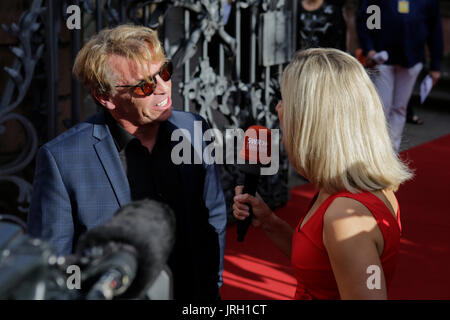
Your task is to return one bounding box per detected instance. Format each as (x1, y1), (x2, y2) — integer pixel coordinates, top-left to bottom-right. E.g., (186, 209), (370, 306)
(322, 196), (380, 241)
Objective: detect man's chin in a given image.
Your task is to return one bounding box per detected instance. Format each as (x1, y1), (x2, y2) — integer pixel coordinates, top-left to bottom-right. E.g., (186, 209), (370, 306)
(158, 106), (172, 121)
(143, 107), (172, 124)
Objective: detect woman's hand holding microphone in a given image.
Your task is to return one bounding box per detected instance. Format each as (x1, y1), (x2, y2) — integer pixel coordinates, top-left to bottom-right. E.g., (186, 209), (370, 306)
(233, 186), (273, 228)
(233, 186), (294, 257)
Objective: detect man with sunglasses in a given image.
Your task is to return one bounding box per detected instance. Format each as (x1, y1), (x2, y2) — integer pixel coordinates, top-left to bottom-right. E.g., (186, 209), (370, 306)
(27, 25), (227, 300)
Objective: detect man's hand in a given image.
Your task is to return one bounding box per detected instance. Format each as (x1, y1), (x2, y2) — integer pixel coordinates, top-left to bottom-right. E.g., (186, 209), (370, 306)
(429, 70), (441, 86)
(233, 186), (273, 228)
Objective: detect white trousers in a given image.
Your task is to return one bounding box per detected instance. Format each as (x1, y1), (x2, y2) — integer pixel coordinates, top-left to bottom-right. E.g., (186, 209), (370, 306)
(372, 62), (423, 152)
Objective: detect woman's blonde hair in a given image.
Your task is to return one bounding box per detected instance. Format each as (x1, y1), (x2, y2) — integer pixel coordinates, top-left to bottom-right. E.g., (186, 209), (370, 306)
(281, 48), (413, 194)
(73, 24), (166, 95)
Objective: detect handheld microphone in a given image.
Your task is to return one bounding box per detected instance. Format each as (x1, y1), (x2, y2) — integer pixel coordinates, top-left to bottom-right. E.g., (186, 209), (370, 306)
(76, 199), (176, 299)
(237, 125), (272, 242)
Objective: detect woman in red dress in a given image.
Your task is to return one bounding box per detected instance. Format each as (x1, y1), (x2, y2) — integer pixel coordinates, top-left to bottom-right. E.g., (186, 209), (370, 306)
(233, 48), (412, 299)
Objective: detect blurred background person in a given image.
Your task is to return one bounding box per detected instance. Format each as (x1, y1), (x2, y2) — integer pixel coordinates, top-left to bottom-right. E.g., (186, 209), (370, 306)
(356, 0), (444, 152)
(296, 0), (347, 51)
(233, 48), (413, 299)
(406, 100), (423, 125)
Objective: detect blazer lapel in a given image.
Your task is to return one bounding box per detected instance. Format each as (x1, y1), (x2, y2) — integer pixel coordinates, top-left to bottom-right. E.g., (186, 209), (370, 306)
(92, 113), (131, 207)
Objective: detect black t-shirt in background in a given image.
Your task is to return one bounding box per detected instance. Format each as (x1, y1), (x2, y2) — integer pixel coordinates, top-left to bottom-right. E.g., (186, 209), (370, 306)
(297, 0), (347, 51)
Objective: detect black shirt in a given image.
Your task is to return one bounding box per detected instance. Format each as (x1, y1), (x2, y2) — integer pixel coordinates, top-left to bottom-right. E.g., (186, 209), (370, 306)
(104, 110), (220, 300)
(297, 0), (347, 51)
(104, 109), (177, 205)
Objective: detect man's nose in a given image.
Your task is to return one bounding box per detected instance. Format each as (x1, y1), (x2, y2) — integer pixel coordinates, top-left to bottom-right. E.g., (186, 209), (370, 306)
(153, 74), (170, 94)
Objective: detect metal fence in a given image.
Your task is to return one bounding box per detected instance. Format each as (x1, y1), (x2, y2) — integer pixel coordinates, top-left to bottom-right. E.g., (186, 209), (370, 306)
(0, 0), (293, 221)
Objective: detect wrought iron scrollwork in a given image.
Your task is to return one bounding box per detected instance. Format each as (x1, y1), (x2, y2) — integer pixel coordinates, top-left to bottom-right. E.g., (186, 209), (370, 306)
(0, 0), (45, 215)
(171, 0), (291, 215)
(1, 0), (292, 219)
(0, 0), (45, 115)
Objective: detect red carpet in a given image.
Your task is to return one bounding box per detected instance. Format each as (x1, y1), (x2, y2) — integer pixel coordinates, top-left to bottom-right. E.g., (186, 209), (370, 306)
(220, 134), (450, 300)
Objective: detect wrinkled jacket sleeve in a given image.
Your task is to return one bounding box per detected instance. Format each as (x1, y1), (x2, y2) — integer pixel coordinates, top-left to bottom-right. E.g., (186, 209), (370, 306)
(199, 117), (227, 289)
(27, 145), (74, 255)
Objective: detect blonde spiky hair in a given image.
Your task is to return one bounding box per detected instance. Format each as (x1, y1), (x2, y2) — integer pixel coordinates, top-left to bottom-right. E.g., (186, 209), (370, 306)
(73, 24), (167, 96)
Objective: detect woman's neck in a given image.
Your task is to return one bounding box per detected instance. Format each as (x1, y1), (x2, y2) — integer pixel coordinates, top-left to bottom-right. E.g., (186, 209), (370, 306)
(317, 189), (332, 204)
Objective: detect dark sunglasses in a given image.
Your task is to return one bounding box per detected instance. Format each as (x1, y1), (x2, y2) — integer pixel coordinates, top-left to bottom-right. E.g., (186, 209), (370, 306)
(115, 61), (173, 96)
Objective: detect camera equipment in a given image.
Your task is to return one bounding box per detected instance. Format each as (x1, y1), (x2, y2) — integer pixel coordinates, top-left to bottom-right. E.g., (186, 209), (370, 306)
(0, 199), (176, 300)
(0, 221), (76, 299)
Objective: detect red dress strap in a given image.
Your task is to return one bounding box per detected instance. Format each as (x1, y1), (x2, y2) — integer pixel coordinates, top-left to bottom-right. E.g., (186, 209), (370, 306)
(291, 190), (402, 299)
(297, 190), (401, 257)
(332, 191), (402, 260)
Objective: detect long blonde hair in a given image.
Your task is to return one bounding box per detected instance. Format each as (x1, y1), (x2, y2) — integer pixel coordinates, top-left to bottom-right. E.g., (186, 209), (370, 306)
(281, 48), (413, 193)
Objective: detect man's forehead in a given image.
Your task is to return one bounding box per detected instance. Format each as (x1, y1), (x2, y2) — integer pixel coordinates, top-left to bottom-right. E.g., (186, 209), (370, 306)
(108, 54), (163, 82)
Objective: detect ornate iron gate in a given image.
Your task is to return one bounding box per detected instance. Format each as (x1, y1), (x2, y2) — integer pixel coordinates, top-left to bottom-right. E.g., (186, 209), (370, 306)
(0, 0), (294, 222)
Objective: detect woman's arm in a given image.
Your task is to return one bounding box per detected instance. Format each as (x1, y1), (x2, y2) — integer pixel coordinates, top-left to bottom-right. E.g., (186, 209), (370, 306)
(233, 186), (294, 257)
(323, 197), (387, 299)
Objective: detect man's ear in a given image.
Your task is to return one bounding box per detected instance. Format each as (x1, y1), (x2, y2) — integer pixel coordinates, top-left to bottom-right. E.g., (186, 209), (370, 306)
(92, 91), (115, 111)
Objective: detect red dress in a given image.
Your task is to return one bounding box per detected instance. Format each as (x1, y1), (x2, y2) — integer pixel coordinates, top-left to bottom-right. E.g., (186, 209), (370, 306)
(290, 190), (402, 299)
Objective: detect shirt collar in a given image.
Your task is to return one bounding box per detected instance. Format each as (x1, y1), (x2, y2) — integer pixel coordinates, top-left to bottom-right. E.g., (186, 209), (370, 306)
(104, 109), (137, 152)
(104, 109), (172, 152)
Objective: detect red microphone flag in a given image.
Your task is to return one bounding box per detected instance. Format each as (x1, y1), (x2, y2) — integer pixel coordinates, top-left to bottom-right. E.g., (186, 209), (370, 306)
(238, 125), (272, 165)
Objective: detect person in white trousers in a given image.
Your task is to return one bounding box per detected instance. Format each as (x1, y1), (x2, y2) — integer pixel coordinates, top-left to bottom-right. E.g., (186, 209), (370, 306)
(370, 61), (423, 152)
(357, 0), (443, 153)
